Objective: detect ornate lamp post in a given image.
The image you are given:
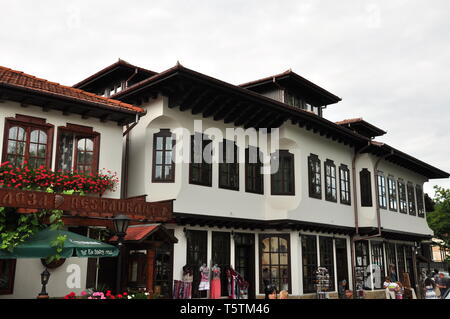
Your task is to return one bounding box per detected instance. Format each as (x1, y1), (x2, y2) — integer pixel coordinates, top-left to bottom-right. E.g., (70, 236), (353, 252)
(37, 268), (51, 299)
(113, 214), (130, 294)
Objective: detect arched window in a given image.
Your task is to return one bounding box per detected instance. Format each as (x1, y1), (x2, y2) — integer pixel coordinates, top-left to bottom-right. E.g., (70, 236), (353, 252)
(2, 115), (53, 169)
(5, 126), (26, 167)
(76, 138), (94, 174)
(56, 124), (100, 174)
(152, 129), (175, 183)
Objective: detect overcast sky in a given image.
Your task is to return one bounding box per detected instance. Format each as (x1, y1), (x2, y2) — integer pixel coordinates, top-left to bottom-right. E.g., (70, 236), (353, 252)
(1, 0), (449, 196)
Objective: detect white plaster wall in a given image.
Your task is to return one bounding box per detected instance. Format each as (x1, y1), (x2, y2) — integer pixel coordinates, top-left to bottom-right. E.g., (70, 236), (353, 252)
(128, 98), (357, 228)
(354, 152), (432, 235)
(0, 101), (124, 298)
(0, 101), (124, 199)
(0, 258), (88, 299)
(376, 159), (431, 235)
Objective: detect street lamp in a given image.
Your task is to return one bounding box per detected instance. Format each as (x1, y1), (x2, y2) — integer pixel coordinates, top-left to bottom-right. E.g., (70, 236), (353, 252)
(113, 214), (130, 294)
(37, 268), (51, 299)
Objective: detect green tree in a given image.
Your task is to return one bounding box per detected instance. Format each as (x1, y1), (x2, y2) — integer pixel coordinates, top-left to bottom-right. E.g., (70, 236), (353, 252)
(427, 187), (450, 253)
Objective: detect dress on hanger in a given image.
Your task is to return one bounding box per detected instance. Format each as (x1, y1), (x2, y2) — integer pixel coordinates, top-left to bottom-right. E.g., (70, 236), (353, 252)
(210, 265), (221, 299)
(198, 265), (210, 291)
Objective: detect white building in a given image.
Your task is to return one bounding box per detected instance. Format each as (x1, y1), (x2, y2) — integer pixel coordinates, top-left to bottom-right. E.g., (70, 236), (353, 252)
(0, 65), (144, 298)
(0, 60), (448, 299)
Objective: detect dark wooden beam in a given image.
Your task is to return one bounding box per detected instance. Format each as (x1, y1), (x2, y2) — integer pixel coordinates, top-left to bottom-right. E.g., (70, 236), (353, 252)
(234, 105), (258, 126)
(81, 110), (91, 119)
(192, 94), (221, 115)
(179, 90), (209, 112)
(168, 86), (196, 109)
(100, 113), (111, 123)
(203, 98), (234, 118)
(62, 106), (72, 116)
(224, 102), (246, 124)
(241, 107), (266, 129)
(214, 102), (237, 121)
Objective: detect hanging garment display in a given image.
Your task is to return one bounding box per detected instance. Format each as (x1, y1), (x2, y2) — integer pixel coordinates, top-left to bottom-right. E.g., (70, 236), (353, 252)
(173, 265), (194, 299)
(198, 264), (210, 291)
(226, 267), (249, 299)
(210, 265), (221, 299)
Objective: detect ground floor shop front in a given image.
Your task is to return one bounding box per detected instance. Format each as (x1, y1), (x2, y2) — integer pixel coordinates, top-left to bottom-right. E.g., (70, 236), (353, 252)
(0, 218), (438, 299)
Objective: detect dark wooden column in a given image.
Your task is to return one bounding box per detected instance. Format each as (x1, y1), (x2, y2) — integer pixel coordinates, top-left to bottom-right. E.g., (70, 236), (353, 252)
(146, 250), (156, 295)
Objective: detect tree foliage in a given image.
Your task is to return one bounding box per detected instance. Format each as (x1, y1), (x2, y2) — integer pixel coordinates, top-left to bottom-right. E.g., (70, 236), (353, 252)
(427, 186), (450, 250)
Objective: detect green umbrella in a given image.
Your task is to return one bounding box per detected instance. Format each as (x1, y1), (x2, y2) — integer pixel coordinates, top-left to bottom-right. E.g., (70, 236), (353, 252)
(0, 228), (119, 259)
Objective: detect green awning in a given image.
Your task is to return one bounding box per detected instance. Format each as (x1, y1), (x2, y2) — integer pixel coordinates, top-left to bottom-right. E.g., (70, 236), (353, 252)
(0, 228), (119, 259)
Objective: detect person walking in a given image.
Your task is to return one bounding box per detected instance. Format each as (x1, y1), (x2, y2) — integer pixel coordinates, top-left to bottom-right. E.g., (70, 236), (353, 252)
(436, 273), (449, 299)
(424, 277), (438, 299)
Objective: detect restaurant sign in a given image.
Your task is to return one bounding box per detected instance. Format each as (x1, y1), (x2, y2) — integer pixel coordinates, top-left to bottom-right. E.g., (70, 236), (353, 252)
(0, 188), (172, 222)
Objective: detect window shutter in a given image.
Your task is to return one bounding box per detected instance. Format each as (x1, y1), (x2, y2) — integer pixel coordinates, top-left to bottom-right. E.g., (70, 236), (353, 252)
(360, 169), (373, 207)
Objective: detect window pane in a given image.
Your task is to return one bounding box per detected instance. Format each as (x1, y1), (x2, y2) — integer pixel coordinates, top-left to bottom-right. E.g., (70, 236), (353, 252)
(7, 141), (16, 154)
(85, 139), (94, 152)
(8, 126), (18, 139)
(30, 130), (40, 143)
(58, 132), (74, 172)
(156, 137), (164, 150)
(155, 166), (162, 179)
(165, 151), (172, 165)
(156, 151), (163, 165)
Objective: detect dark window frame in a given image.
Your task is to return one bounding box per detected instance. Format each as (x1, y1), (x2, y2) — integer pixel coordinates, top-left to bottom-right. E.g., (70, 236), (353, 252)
(370, 241), (386, 289)
(211, 231), (231, 297)
(387, 176), (398, 212)
(0, 260), (16, 295)
(407, 182), (416, 216)
(271, 150), (295, 196)
(339, 164), (351, 205)
(219, 140), (239, 191)
(325, 159), (337, 203)
(376, 172), (387, 210)
(189, 134), (212, 187)
(2, 115), (54, 169)
(355, 240), (371, 290)
(259, 234), (291, 294)
(55, 124), (100, 174)
(152, 129), (175, 183)
(360, 169), (373, 207)
(302, 235), (318, 294)
(308, 154), (322, 199)
(398, 180), (408, 214)
(245, 147), (264, 195)
(416, 185), (425, 218)
(186, 230), (208, 298)
(319, 236), (336, 291)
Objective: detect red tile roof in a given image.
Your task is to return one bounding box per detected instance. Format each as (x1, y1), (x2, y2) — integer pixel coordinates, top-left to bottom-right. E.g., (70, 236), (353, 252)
(109, 224), (160, 242)
(335, 118), (364, 125)
(0, 65), (144, 114)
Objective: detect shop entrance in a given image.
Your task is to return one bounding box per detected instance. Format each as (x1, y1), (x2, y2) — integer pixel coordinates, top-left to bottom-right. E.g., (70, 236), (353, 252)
(335, 238), (349, 290)
(234, 233), (255, 299)
(97, 224), (177, 296)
